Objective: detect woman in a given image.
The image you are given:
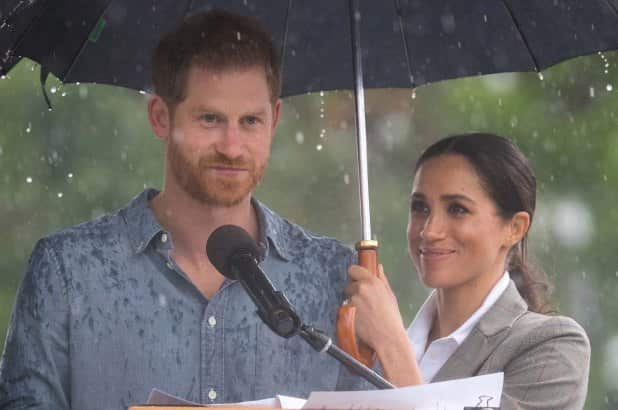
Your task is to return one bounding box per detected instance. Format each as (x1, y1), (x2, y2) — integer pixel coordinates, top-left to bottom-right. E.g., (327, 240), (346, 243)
(346, 133), (590, 409)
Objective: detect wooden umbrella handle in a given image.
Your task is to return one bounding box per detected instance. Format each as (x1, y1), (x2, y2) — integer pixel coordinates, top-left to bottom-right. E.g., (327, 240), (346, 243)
(336, 240), (378, 368)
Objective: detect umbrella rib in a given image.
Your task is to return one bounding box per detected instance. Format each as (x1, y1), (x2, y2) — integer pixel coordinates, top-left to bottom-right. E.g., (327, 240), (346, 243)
(601, 0), (618, 17)
(63, 0), (115, 82)
(498, 0), (541, 72)
(394, 0), (416, 88)
(0, 0), (51, 73)
(279, 0), (293, 78)
(395, 0), (415, 88)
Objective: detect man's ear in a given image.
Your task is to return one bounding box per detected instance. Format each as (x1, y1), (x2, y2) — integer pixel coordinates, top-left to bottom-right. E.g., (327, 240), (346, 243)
(507, 211), (531, 247)
(148, 95), (172, 140)
(271, 99), (282, 133)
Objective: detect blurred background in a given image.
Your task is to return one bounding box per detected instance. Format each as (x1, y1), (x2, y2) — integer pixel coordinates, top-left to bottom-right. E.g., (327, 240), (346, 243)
(1, 52), (618, 408)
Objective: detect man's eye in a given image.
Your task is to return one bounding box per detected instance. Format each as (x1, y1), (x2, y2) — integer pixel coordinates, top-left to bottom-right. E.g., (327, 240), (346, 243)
(244, 116), (261, 125)
(448, 203), (468, 215)
(201, 114), (219, 123)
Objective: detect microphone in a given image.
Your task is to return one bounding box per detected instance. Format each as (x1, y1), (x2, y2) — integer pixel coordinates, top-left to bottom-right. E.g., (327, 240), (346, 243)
(206, 224), (300, 338)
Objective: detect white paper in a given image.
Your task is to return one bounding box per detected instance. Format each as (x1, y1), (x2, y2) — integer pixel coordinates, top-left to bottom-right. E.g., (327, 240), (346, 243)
(303, 373), (503, 410)
(146, 373), (502, 410)
(147, 388), (306, 408)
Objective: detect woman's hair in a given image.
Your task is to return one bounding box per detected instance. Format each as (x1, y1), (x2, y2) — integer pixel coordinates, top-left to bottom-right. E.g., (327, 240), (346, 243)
(414, 132), (553, 314)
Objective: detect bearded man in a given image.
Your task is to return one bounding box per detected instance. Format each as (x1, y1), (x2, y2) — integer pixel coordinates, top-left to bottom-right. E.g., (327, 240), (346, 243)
(0, 10), (364, 410)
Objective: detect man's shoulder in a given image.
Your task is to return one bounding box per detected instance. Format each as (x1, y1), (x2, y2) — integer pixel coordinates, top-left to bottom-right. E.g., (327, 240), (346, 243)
(38, 207), (127, 254)
(257, 201), (355, 259)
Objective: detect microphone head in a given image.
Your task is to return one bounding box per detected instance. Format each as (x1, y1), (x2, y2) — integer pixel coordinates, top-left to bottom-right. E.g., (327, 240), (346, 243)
(206, 224), (260, 279)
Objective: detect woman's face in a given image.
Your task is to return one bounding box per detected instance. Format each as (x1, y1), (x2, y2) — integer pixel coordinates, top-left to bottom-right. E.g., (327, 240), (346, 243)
(407, 154), (514, 291)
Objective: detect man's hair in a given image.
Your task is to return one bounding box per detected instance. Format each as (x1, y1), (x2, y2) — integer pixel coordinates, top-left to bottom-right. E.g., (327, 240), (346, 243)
(152, 9), (281, 108)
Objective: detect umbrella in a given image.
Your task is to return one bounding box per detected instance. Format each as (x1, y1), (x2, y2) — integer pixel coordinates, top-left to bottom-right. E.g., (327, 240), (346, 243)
(2, 0), (618, 367)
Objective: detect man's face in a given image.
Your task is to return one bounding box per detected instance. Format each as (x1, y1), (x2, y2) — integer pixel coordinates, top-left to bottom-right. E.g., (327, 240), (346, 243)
(164, 65), (280, 207)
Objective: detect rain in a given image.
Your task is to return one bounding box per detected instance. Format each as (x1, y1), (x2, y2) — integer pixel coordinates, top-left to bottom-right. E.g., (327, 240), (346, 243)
(1, 3), (618, 409)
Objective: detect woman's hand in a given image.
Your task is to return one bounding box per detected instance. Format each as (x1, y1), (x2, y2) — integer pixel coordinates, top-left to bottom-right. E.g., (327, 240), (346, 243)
(345, 264), (423, 386)
(344, 264), (406, 350)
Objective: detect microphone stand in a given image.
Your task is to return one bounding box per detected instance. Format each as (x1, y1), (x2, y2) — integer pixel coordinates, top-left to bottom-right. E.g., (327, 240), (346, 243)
(228, 252), (394, 389)
(298, 324), (394, 390)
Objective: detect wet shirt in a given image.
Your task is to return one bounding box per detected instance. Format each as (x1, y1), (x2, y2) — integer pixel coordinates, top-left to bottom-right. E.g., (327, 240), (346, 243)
(0, 189), (364, 410)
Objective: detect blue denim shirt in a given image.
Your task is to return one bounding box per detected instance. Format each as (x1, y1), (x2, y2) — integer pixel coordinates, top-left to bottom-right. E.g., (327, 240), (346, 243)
(0, 189), (366, 410)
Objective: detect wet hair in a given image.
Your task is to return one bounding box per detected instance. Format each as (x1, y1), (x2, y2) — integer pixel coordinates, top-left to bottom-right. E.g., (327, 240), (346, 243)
(152, 9), (281, 109)
(414, 132), (553, 314)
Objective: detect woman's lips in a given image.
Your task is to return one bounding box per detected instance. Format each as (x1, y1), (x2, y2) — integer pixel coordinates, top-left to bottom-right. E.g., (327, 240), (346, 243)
(419, 247), (455, 261)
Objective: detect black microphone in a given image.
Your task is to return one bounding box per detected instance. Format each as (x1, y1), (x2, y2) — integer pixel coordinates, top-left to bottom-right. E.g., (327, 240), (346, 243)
(206, 224), (300, 338)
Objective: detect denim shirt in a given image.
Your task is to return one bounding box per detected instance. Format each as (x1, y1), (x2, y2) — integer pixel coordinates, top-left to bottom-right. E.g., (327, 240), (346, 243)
(0, 189), (366, 410)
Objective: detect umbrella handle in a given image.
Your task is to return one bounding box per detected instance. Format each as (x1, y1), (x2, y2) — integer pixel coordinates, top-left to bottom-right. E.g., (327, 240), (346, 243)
(336, 240), (378, 368)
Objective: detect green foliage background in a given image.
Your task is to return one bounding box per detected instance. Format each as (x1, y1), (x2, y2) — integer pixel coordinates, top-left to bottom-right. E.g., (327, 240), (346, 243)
(2, 54), (618, 408)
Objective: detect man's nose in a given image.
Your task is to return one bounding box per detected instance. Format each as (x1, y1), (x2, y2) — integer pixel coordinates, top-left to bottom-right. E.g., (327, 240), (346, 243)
(216, 124), (243, 158)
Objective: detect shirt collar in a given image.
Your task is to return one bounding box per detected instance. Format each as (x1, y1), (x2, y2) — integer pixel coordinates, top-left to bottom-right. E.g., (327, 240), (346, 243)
(121, 189), (291, 261)
(122, 189), (164, 253)
(407, 272), (511, 349)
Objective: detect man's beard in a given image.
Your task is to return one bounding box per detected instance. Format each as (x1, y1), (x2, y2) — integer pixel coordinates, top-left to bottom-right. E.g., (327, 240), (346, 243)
(168, 138), (267, 207)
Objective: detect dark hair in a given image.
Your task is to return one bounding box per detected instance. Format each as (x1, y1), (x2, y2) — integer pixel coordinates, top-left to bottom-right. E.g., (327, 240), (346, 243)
(152, 9), (281, 109)
(415, 133), (553, 314)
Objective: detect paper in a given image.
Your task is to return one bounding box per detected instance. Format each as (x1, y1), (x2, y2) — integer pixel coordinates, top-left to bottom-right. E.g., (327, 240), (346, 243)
(303, 373), (503, 410)
(147, 372), (503, 410)
(147, 388), (306, 408)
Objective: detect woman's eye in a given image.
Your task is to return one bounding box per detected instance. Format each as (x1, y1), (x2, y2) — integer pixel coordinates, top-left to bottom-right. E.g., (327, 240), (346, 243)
(448, 203), (468, 215)
(410, 200), (429, 215)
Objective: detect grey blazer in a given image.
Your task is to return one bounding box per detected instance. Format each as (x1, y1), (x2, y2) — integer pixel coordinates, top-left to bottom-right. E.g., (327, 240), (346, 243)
(431, 281), (590, 410)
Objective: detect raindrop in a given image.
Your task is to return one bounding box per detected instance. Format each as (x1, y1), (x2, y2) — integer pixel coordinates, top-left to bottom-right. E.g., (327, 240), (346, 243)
(320, 113), (325, 119)
(50, 86), (57, 94)
(411, 90), (416, 100)
(483, 14), (488, 23)
(589, 87), (595, 98)
(0, 145), (3, 156)
(68, 172), (74, 179)
(343, 173), (350, 185)
(1, 75), (6, 80)
(316, 144), (323, 151)
(236, 31), (241, 41)
(57, 192), (64, 198)
(295, 131), (304, 144)
(607, 84), (613, 92)
(61, 92), (67, 97)
(25, 123), (31, 133)
(319, 91), (325, 97)
(139, 90), (146, 95)
(26, 177), (32, 184)
(537, 73), (544, 81)
(603, 174), (608, 182)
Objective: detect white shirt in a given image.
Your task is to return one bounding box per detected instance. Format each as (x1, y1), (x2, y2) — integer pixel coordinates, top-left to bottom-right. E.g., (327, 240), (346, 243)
(406, 272), (511, 382)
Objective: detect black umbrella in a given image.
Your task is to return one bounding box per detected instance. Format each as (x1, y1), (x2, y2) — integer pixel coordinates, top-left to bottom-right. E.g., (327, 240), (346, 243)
(2, 0), (618, 366)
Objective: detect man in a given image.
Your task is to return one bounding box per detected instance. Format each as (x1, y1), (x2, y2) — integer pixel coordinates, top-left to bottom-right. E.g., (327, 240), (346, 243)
(0, 10), (363, 410)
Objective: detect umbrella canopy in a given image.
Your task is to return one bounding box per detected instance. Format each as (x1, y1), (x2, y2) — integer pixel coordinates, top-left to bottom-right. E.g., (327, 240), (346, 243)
(2, 0), (618, 95)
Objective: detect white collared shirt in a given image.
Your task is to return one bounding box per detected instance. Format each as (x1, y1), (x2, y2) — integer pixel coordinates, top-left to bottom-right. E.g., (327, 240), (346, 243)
(406, 272), (511, 382)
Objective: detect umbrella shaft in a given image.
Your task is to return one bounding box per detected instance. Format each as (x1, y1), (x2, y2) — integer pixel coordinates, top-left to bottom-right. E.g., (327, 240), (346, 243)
(350, 0), (372, 241)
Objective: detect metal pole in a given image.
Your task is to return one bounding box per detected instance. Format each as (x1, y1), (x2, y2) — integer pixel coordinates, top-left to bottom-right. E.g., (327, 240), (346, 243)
(349, 0), (372, 241)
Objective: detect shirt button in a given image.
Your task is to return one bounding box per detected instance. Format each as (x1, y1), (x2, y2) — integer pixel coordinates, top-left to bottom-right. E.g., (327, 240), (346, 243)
(208, 316), (217, 328)
(161, 233), (168, 243)
(208, 389), (217, 401)
(166, 261), (174, 270)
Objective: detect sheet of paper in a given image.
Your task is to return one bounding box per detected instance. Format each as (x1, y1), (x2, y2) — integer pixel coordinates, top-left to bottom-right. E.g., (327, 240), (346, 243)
(303, 373), (503, 410)
(146, 388), (306, 408)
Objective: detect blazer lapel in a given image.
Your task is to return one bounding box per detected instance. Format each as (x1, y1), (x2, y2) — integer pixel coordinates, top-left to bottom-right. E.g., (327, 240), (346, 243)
(431, 281), (528, 382)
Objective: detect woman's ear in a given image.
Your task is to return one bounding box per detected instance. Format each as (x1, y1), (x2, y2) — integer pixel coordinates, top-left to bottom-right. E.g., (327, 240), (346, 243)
(148, 95), (172, 140)
(507, 211), (531, 247)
